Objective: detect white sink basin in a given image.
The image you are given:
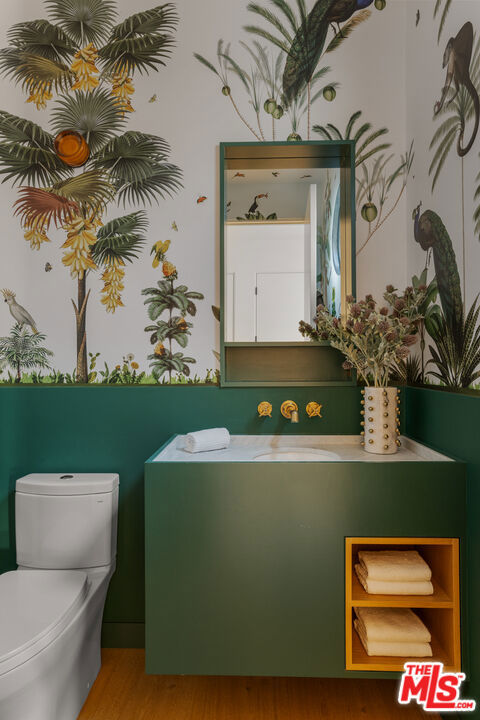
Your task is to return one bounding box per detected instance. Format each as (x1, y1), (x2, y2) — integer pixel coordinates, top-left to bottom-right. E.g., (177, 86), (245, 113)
(254, 448), (341, 462)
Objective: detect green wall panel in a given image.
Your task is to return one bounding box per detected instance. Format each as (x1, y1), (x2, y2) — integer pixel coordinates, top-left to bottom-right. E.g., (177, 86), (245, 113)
(0, 385), (361, 639)
(406, 387), (480, 717)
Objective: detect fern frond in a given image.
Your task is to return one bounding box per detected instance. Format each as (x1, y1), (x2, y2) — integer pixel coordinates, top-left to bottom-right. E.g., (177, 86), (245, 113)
(437, 0), (452, 43)
(98, 33), (175, 75)
(243, 26), (290, 54)
(109, 4), (177, 39)
(50, 89), (126, 153)
(45, 0), (117, 45)
(246, 3), (293, 44)
(345, 111), (362, 139)
(193, 52), (221, 78)
(0, 50), (74, 93)
(13, 186), (78, 228)
(92, 211), (148, 265)
(429, 125), (457, 189)
(50, 170), (116, 215)
(6, 19), (76, 61)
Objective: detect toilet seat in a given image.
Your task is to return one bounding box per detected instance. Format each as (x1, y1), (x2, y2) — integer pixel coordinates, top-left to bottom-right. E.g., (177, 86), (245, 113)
(0, 570), (88, 676)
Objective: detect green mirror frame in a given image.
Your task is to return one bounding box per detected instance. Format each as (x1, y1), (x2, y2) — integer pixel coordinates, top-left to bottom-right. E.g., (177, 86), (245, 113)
(219, 141), (356, 387)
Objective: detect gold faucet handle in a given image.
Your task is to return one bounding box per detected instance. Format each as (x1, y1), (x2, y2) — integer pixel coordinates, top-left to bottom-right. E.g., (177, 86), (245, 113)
(306, 401), (322, 418)
(281, 400), (298, 419)
(258, 401), (272, 418)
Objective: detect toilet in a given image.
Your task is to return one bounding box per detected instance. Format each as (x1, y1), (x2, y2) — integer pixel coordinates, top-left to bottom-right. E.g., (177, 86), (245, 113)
(0, 473), (119, 720)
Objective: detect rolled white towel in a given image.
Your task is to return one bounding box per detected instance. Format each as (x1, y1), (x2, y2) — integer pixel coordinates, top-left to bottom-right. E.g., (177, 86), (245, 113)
(184, 428), (230, 453)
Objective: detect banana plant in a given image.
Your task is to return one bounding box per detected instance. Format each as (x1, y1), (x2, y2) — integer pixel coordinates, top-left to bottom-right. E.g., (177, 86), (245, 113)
(0, 1), (182, 382)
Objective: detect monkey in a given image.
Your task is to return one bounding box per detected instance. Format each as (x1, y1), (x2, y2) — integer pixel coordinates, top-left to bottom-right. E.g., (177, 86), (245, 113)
(434, 21), (480, 157)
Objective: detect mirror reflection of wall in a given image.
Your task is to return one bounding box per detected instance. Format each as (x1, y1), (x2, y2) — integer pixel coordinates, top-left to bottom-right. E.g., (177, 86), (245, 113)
(225, 167), (342, 343)
(317, 170), (341, 317)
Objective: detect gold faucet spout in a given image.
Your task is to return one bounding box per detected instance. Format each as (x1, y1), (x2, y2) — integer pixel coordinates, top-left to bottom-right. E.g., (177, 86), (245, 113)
(281, 400), (299, 423)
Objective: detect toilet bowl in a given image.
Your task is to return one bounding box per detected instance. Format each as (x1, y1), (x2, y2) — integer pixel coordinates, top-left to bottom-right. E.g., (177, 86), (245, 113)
(0, 473), (119, 720)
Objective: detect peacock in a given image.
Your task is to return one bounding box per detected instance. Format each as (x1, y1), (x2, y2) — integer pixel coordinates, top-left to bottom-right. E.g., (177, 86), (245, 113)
(283, 0), (374, 105)
(413, 204), (463, 333)
(327, 0), (374, 33)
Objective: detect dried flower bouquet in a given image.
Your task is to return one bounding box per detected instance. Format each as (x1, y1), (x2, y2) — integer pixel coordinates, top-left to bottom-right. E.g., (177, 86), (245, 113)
(299, 285), (426, 387)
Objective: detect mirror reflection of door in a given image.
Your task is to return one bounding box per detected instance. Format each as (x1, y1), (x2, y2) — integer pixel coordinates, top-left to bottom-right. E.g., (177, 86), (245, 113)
(225, 272), (235, 342)
(225, 219), (312, 342)
(256, 272), (305, 341)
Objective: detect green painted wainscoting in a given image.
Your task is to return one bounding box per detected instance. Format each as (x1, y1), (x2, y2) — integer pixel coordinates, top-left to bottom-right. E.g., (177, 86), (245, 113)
(0, 384), (362, 648)
(406, 387), (480, 719)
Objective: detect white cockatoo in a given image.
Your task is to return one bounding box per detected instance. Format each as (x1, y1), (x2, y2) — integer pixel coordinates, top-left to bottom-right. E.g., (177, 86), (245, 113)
(1, 289), (38, 334)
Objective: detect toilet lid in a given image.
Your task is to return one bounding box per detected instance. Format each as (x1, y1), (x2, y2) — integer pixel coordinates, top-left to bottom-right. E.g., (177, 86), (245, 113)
(0, 570), (88, 673)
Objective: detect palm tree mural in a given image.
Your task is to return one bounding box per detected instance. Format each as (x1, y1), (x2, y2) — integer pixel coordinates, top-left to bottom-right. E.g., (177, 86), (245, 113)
(313, 110), (391, 167)
(314, 110), (414, 255)
(430, 28), (480, 305)
(0, 1), (182, 382)
(0, 324), (53, 383)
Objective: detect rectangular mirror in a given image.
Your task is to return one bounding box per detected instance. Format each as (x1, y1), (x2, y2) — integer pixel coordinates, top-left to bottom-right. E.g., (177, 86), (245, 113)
(220, 142), (355, 386)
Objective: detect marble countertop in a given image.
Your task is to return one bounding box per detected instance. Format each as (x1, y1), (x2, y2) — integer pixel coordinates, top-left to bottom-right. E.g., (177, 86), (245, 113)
(150, 434), (454, 463)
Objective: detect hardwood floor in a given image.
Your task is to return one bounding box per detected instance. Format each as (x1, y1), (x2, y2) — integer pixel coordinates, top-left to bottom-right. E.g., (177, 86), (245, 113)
(78, 650), (439, 720)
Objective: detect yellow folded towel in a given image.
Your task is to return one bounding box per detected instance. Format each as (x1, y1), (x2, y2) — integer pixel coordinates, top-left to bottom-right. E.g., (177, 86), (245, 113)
(355, 563), (434, 595)
(358, 550), (432, 582)
(354, 619), (432, 657)
(354, 607), (431, 643)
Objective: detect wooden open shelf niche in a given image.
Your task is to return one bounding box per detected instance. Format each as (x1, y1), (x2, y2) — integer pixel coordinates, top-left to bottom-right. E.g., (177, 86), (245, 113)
(345, 537), (461, 673)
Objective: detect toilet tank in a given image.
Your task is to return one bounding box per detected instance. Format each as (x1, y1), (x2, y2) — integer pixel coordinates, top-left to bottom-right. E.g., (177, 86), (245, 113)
(15, 473), (119, 569)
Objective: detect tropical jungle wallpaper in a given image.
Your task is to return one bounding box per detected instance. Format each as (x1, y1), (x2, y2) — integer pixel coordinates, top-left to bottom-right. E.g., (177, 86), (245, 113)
(0, 0), (478, 390)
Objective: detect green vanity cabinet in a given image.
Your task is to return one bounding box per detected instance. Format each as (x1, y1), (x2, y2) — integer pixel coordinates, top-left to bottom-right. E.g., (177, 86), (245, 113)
(145, 451), (466, 678)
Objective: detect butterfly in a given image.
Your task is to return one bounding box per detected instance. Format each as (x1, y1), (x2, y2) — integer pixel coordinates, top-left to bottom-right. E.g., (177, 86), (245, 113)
(149, 94), (157, 103)
(233, 172), (245, 178)
(272, 172), (279, 177)
(197, 195), (207, 204)
(171, 221), (178, 232)
(45, 262), (52, 272)
(416, 9), (420, 26)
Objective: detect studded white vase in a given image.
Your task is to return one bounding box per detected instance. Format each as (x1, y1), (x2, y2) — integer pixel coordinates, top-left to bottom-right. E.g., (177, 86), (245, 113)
(360, 387), (400, 455)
